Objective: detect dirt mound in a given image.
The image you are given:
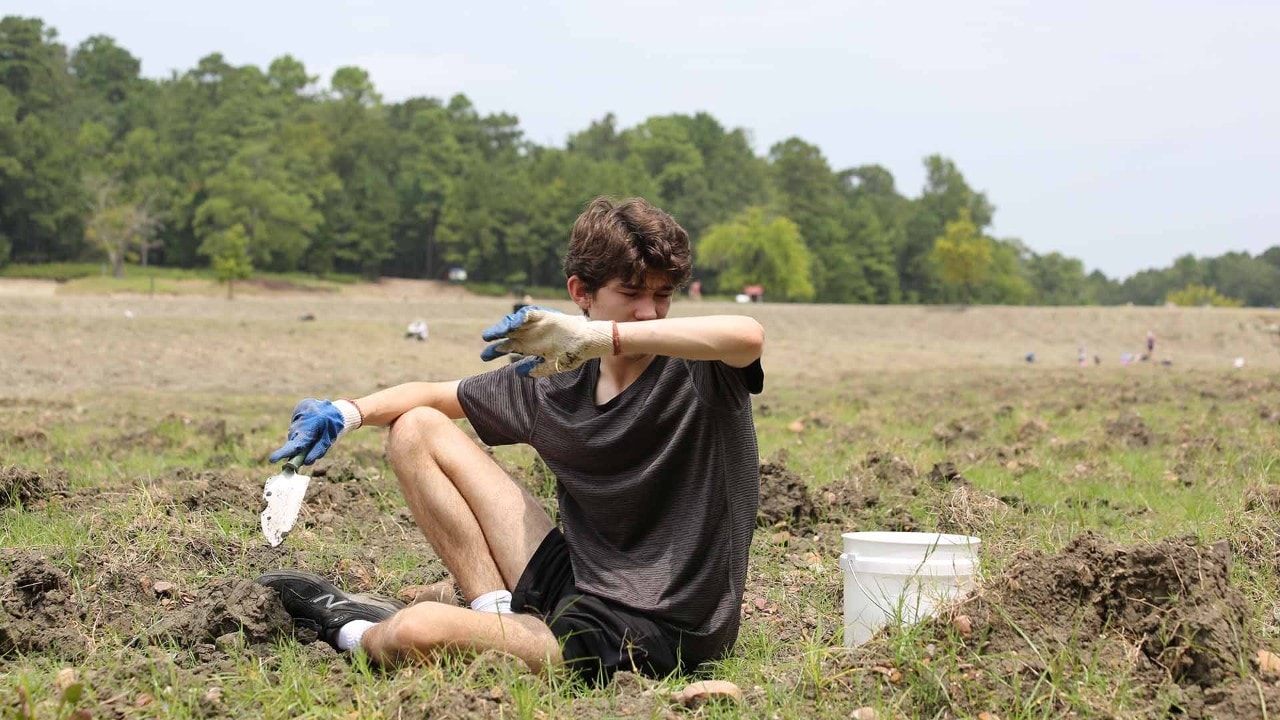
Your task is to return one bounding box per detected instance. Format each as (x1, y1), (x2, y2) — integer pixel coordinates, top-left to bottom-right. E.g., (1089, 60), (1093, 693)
(937, 485), (1011, 535)
(0, 465), (68, 507)
(926, 461), (967, 486)
(757, 454), (816, 527)
(1106, 411), (1156, 447)
(1016, 417), (1050, 442)
(863, 451), (918, 483)
(832, 533), (1270, 717)
(2, 427), (48, 448)
(173, 469), (258, 513)
(137, 578), (292, 648)
(931, 417), (986, 444)
(0, 554), (90, 659)
(973, 533), (1245, 688)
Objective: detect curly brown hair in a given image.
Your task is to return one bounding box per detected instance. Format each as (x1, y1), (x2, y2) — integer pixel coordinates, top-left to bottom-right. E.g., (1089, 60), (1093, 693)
(563, 197), (691, 293)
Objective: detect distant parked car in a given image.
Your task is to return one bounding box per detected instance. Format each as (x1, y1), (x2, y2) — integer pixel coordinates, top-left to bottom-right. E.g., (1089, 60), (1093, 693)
(447, 267), (468, 282)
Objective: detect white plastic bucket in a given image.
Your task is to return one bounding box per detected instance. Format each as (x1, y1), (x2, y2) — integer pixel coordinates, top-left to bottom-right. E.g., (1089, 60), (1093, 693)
(840, 531), (980, 647)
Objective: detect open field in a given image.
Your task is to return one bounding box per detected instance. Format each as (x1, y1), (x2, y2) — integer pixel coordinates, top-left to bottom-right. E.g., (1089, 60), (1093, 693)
(2, 279), (1280, 719)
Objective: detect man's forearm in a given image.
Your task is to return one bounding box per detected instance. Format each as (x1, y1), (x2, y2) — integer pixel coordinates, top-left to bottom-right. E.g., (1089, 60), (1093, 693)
(353, 380), (464, 426)
(615, 316), (764, 367)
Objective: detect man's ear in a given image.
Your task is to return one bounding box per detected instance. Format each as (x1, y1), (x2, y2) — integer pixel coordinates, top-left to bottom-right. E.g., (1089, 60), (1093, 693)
(567, 275), (592, 315)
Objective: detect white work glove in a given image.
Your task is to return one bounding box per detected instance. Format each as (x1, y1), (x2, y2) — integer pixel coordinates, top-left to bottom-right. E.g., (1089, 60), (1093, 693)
(480, 306), (616, 378)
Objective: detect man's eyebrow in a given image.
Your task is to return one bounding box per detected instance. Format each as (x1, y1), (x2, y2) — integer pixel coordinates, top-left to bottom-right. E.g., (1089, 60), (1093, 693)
(621, 282), (676, 291)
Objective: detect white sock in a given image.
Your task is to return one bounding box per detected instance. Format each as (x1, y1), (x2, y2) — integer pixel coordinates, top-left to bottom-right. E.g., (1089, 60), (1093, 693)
(335, 619), (376, 651)
(469, 589), (512, 614)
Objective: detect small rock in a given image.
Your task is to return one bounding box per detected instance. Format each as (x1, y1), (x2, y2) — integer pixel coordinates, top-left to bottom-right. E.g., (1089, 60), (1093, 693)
(55, 668), (77, 691)
(978, 713), (1001, 720)
(397, 580), (458, 606)
(953, 615), (973, 636)
(215, 632), (245, 652)
(202, 687), (223, 706)
(787, 420), (805, 433)
(852, 708), (877, 720)
(153, 581), (176, 598)
(1257, 649), (1280, 674)
(770, 531), (791, 545)
(670, 680), (743, 708)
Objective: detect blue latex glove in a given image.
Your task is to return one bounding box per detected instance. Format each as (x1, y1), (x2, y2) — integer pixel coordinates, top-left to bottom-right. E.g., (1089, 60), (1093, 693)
(480, 306), (614, 378)
(268, 398), (344, 465)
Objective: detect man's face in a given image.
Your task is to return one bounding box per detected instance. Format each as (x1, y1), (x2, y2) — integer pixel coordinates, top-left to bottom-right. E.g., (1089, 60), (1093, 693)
(582, 274), (674, 323)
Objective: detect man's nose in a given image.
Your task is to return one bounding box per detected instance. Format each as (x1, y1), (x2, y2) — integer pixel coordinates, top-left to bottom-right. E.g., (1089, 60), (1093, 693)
(634, 298), (659, 320)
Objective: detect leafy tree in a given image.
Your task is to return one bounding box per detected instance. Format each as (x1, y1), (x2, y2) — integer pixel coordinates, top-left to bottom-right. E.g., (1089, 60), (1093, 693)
(901, 155), (994, 301)
(929, 210), (991, 303)
(698, 207), (814, 301)
(625, 116), (703, 211)
(0, 16), (73, 118)
(1026, 251), (1088, 305)
(193, 140), (325, 271)
(84, 174), (163, 276)
(69, 34), (143, 134)
(1166, 283), (1243, 308)
(0, 19), (84, 262)
(978, 238), (1033, 305)
(200, 222), (253, 298)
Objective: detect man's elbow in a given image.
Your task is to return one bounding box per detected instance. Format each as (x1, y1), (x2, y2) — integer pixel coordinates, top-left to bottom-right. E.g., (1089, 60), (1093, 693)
(729, 318), (765, 367)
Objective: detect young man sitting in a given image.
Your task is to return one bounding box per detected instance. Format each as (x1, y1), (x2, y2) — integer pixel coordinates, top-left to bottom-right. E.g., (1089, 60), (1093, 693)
(258, 196), (765, 683)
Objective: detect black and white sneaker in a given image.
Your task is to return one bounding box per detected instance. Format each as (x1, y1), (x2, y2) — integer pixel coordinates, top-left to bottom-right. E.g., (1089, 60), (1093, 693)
(256, 570), (405, 649)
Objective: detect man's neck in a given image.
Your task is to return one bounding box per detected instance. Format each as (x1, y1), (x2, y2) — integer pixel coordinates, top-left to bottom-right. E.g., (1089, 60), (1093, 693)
(595, 352), (657, 405)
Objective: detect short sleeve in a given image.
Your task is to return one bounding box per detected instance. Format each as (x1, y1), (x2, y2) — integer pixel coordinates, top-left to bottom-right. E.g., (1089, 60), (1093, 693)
(457, 364), (540, 446)
(684, 358), (764, 410)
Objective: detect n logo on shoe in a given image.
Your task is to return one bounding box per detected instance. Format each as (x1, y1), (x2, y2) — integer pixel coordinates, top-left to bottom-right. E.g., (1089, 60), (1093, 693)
(312, 593), (350, 609)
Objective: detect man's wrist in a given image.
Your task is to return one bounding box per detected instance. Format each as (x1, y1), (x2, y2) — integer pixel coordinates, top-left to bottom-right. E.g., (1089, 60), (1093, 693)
(333, 399), (363, 436)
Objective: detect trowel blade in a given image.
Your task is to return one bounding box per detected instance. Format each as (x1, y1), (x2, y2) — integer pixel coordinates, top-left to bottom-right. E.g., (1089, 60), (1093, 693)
(260, 466), (310, 547)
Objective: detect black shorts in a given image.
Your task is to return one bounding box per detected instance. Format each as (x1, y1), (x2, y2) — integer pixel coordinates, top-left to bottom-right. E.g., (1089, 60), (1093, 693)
(512, 529), (683, 685)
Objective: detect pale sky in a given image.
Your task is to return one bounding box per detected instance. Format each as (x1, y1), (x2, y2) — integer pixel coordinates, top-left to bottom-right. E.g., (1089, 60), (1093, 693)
(17, 0), (1280, 279)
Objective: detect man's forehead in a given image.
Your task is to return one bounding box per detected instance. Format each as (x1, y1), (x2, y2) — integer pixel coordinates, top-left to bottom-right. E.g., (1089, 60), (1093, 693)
(618, 275), (675, 291)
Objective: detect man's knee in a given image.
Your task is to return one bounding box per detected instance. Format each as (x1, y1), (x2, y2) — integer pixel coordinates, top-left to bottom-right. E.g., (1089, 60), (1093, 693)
(364, 602), (457, 663)
(387, 406), (454, 460)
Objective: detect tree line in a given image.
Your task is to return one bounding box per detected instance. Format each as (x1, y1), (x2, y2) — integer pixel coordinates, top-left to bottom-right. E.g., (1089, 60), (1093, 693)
(3, 16), (1278, 306)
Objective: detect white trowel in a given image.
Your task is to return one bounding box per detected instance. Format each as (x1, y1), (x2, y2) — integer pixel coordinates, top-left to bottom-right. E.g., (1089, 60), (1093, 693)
(260, 453), (310, 547)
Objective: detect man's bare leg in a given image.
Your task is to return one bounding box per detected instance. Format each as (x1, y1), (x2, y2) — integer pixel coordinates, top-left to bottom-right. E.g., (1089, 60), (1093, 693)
(361, 601), (561, 671)
(386, 406), (553, 602)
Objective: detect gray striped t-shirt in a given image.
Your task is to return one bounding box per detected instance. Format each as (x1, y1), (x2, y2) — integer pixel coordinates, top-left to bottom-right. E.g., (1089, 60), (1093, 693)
(458, 354), (763, 662)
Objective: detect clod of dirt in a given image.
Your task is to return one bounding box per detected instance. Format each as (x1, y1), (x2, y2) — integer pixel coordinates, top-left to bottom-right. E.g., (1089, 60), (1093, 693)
(1244, 486), (1280, 514)
(932, 418), (985, 444)
(1106, 411), (1156, 447)
(0, 554), (89, 659)
(137, 578), (292, 648)
(1016, 418), (1050, 442)
(174, 470), (257, 513)
(818, 476), (878, 517)
(863, 451), (918, 483)
(309, 458), (374, 483)
(927, 462), (967, 486)
(0, 465), (68, 507)
(757, 455), (816, 528)
(2, 428), (48, 448)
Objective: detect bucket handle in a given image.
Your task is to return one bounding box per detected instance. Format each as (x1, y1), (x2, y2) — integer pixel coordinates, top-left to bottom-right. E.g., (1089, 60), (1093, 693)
(840, 553), (932, 622)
